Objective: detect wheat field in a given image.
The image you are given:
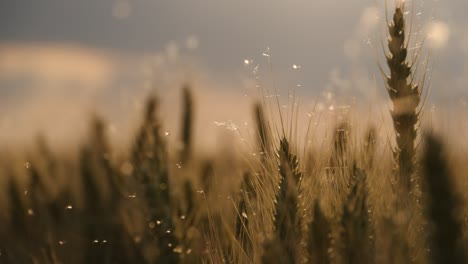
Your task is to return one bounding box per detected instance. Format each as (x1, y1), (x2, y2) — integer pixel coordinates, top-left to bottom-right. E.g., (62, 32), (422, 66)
(0, 2), (467, 264)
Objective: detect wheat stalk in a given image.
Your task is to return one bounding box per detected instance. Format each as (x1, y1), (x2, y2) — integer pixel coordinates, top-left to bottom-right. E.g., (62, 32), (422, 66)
(423, 134), (465, 264)
(384, 3), (422, 192)
(180, 85), (193, 163)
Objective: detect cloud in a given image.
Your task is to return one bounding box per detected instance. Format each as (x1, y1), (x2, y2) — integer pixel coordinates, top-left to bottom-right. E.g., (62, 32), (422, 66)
(0, 43), (118, 90)
(112, 1), (132, 20)
(325, 5), (381, 101)
(358, 6), (380, 36)
(427, 21), (450, 49)
(342, 5), (380, 61)
(0, 42), (255, 151)
(186, 36), (199, 51)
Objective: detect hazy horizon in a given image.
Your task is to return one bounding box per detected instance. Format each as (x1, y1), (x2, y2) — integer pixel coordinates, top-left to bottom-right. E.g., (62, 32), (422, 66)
(1, 0), (467, 148)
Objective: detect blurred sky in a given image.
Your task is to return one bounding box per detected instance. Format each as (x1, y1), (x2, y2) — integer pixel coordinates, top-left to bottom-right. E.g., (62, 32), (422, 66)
(1, 0), (375, 86)
(0, 0), (467, 147)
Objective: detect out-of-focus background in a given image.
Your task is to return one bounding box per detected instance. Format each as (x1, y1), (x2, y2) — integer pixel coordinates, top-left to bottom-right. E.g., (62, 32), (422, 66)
(0, 0), (464, 148)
